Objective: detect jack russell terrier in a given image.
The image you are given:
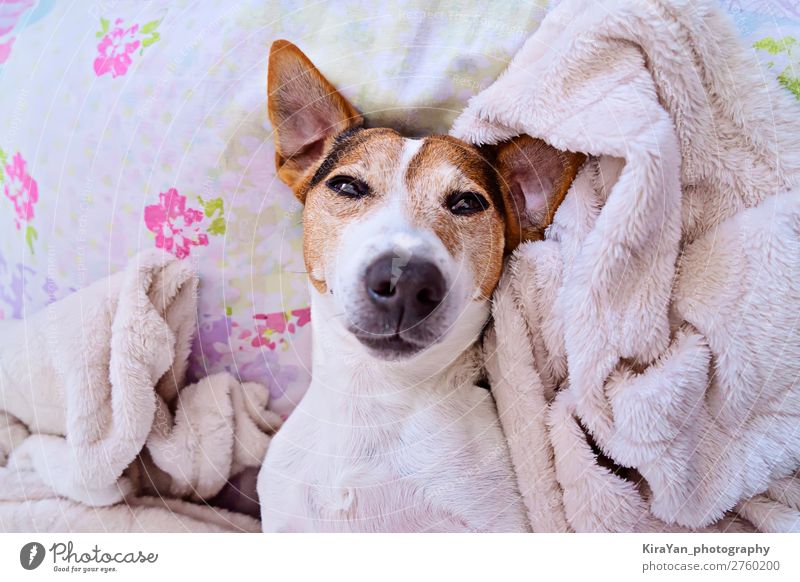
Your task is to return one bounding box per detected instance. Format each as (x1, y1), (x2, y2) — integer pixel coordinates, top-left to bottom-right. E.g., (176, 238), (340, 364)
(257, 40), (584, 532)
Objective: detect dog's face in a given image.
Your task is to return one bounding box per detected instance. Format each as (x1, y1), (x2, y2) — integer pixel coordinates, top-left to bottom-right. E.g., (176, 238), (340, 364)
(300, 129), (507, 359)
(268, 41), (582, 360)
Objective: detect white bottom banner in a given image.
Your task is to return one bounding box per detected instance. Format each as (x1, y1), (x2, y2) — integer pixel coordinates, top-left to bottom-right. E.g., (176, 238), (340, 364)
(1, 533), (798, 581)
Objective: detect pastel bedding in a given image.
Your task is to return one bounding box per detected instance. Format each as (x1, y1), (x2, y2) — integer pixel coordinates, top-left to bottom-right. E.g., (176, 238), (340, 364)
(455, 0), (800, 532)
(1, 0), (798, 417)
(1, 0), (799, 532)
(1, 250), (274, 532)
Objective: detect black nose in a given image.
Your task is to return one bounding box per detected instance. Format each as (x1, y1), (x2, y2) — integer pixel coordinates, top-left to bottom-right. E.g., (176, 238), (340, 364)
(364, 254), (446, 331)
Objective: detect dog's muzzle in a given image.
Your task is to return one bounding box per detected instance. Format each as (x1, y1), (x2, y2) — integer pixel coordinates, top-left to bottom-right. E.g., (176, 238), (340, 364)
(349, 253), (448, 359)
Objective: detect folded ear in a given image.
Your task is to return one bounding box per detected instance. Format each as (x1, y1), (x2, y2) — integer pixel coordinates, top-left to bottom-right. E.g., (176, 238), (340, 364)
(492, 136), (585, 251)
(267, 40), (363, 198)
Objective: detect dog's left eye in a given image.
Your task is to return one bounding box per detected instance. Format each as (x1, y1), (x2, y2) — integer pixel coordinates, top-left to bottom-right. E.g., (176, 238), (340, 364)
(446, 192), (488, 216)
(326, 175), (370, 198)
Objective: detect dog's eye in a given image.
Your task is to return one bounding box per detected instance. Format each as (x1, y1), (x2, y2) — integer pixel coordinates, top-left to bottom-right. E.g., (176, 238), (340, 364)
(446, 192), (488, 216)
(326, 175), (369, 198)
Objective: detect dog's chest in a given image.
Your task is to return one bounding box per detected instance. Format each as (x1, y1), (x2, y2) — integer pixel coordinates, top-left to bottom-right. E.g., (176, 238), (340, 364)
(258, 381), (529, 532)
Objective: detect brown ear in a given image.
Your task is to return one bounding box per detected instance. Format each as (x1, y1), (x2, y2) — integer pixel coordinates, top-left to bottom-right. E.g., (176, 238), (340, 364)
(493, 136), (585, 251)
(267, 40), (363, 199)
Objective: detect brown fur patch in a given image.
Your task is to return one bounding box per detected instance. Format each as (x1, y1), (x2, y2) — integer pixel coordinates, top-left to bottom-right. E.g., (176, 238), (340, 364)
(267, 40), (363, 197)
(301, 129), (406, 293)
(494, 135), (586, 248)
(405, 137), (507, 299)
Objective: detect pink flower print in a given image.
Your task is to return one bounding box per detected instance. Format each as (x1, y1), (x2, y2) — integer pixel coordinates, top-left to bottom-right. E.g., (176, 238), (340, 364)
(0, 37), (14, 64)
(252, 314), (282, 349)
(144, 188), (209, 259)
(0, 0), (35, 64)
(251, 331), (277, 350)
(93, 19), (140, 78)
(3, 152), (38, 229)
(292, 307), (311, 328)
(250, 309), (311, 350)
(255, 312), (287, 333)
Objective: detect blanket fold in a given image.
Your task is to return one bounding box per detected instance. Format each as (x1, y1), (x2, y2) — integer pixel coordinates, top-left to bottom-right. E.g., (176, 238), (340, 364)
(0, 250), (279, 532)
(0, 465), (260, 532)
(453, 0), (800, 532)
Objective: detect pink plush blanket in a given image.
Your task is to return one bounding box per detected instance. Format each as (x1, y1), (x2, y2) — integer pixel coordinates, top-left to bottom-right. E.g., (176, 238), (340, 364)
(453, 0), (800, 532)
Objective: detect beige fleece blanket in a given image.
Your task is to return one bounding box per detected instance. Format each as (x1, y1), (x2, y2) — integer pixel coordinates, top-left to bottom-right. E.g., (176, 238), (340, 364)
(0, 250), (279, 532)
(453, 0), (800, 532)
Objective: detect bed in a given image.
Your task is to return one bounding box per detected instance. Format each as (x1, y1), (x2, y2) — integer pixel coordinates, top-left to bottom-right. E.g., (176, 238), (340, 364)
(1, 0), (798, 421)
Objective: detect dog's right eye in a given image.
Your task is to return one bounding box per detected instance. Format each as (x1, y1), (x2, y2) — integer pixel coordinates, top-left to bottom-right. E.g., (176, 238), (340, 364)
(326, 175), (370, 198)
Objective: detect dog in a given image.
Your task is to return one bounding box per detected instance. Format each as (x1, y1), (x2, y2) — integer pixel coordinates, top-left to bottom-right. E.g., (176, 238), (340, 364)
(257, 40), (584, 532)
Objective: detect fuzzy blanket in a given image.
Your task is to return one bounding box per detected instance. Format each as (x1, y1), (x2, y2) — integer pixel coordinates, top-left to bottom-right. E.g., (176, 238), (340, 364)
(452, 0), (800, 532)
(0, 250), (280, 532)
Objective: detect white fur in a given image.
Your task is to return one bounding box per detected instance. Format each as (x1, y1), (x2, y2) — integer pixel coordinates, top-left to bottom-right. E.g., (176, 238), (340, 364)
(258, 138), (530, 532)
